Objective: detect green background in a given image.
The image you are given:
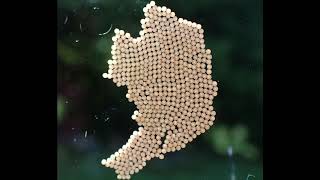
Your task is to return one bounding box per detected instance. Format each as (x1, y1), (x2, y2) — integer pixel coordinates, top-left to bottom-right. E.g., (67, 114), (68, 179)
(58, 0), (263, 179)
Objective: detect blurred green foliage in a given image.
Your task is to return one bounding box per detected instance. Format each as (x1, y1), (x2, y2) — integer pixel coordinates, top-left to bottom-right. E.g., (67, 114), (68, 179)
(207, 124), (259, 160)
(58, 0), (262, 179)
(57, 96), (67, 124)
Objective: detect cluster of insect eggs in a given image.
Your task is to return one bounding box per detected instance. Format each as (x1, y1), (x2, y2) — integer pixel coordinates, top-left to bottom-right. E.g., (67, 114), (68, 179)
(101, 1), (218, 179)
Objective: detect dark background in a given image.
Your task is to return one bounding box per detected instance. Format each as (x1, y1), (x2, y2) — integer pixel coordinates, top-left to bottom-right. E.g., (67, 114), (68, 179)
(57, 0), (263, 179)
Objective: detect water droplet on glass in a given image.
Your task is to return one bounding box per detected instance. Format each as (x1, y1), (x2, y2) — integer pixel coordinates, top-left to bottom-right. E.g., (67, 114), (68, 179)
(75, 40), (79, 43)
(93, 7), (100, 10)
(98, 24), (113, 36)
(73, 138), (77, 142)
(85, 131), (87, 138)
(104, 117), (110, 122)
(64, 16), (68, 25)
(246, 174), (255, 180)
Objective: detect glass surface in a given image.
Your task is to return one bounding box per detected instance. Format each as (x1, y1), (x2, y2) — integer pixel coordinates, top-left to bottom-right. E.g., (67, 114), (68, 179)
(57, 0), (263, 179)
